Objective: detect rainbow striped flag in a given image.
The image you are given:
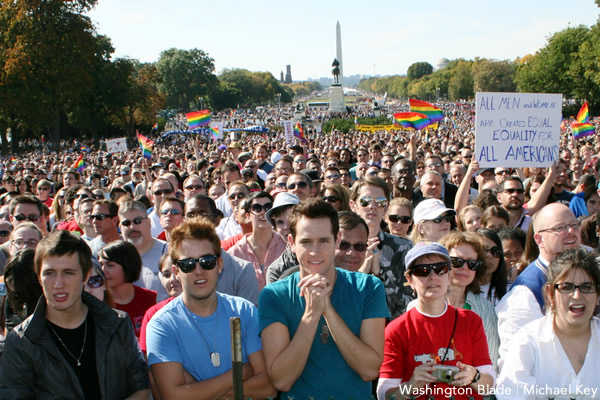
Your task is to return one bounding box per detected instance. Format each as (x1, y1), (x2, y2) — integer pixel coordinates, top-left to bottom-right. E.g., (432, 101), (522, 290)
(10, 157), (16, 164)
(354, 115), (359, 126)
(136, 132), (154, 159)
(294, 122), (307, 142)
(409, 99), (444, 122)
(151, 123), (158, 131)
(572, 122), (595, 139)
(393, 112), (433, 130)
(186, 110), (211, 129)
(72, 155), (85, 173)
(577, 101), (590, 123)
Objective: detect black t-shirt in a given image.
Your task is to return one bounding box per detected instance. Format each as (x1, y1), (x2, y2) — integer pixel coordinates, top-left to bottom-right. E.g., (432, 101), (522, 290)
(47, 313), (101, 400)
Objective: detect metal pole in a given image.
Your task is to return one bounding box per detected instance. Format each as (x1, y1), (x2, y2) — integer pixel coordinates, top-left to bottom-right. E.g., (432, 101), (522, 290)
(230, 317), (243, 400)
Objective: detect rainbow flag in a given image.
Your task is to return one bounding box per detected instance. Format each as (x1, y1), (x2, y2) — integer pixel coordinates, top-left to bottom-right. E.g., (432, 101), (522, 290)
(186, 110), (211, 129)
(151, 123), (158, 131)
(409, 99), (444, 122)
(577, 101), (590, 123)
(294, 122), (307, 142)
(136, 132), (154, 159)
(354, 115), (359, 126)
(393, 112), (433, 130)
(10, 157), (16, 164)
(572, 122), (595, 139)
(80, 145), (86, 151)
(73, 155), (85, 173)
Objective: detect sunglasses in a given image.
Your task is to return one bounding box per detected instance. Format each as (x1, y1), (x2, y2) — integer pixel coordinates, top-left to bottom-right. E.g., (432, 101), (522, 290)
(431, 215), (453, 224)
(37, 187), (50, 191)
(495, 170), (511, 176)
(185, 185), (204, 191)
(322, 195), (339, 203)
(120, 216), (147, 227)
(229, 193), (247, 200)
(485, 246), (503, 258)
(450, 257), (483, 271)
(186, 211), (212, 219)
(276, 182), (288, 189)
(502, 188), (525, 195)
(76, 193), (89, 199)
(177, 255), (218, 273)
(87, 275), (105, 289)
(153, 189), (174, 196)
(160, 209), (182, 216)
(411, 262), (449, 277)
(338, 241), (368, 252)
(358, 196), (388, 208)
(287, 181), (308, 190)
(250, 202), (273, 214)
(14, 214), (40, 222)
(388, 215), (412, 224)
(91, 214), (114, 221)
(325, 174), (340, 180)
(0, 230), (11, 237)
(555, 282), (599, 294)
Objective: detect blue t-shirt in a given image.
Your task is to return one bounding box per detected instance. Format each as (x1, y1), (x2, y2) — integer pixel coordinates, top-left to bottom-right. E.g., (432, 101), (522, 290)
(147, 293), (262, 381)
(258, 268), (390, 400)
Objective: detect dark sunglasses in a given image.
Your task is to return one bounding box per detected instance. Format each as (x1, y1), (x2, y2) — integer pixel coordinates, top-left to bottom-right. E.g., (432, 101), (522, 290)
(276, 182), (288, 189)
(358, 196), (388, 208)
(411, 262), (450, 277)
(250, 202), (273, 214)
(287, 181), (308, 190)
(431, 215), (454, 224)
(91, 214), (115, 221)
(153, 189), (174, 196)
(0, 230), (11, 237)
(485, 246), (503, 258)
(161, 209), (182, 216)
(338, 241), (368, 252)
(450, 257), (483, 271)
(322, 195), (339, 203)
(177, 255), (218, 273)
(388, 215), (412, 224)
(495, 169), (511, 176)
(229, 192), (247, 200)
(555, 282), (599, 294)
(76, 193), (89, 199)
(120, 216), (147, 227)
(502, 188), (525, 195)
(87, 275), (105, 289)
(185, 185), (204, 191)
(14, 214), (40, 222)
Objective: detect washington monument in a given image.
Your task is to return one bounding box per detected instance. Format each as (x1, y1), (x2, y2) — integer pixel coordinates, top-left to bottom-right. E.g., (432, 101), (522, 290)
(336, 20), (343, 86)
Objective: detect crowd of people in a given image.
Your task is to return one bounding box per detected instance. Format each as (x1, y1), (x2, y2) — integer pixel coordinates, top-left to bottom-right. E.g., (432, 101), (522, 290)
(0, 99), (598, 399)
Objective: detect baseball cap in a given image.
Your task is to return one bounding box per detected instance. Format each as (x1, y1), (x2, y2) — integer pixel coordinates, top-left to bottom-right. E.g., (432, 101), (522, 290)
(413, 199), (455, 223)
(120, 166), (130, 175)
(475, 168), (494, 176)
(299, 169), (321, 183)
(227, 142), (242, 150)
(265, 192), (300, 227)
(405, 241), (451, 271)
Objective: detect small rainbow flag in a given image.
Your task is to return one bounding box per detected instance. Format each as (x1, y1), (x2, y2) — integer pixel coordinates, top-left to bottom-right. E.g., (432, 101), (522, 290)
(186, 110), (211, 129)
(354, 115), (359, 126)
(80, 145), (86, 151)
(10, 157), (16, 164)
(73, 155), (85, 173)
(393, 112), (433, 130)
(210, 125), (220, 140)
(136, 132), (154, 159)
(409, 99), (444, 122)
(577, 101), (590, 123)
(572, 122), (595, 140)
(151, 123), (158, 131)
(294, 122), (307, 142)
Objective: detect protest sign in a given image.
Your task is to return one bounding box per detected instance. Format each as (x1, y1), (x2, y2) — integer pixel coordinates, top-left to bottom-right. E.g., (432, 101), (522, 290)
(283, 120), (294, 145)
(105, 137), (128, 154)
(475, 92), (562, 167)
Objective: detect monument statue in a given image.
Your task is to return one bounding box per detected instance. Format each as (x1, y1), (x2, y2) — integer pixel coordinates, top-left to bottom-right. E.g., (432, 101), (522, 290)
(332, 59), (340, 85)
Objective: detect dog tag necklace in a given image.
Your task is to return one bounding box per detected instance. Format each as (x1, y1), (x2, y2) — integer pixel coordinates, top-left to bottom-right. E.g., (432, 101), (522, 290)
(184, 305), (220, 367)
(47, 318), (88, 367)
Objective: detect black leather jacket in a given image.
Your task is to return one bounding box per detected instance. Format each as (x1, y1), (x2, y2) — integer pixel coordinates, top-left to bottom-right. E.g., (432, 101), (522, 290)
(0, 292), (149, 399)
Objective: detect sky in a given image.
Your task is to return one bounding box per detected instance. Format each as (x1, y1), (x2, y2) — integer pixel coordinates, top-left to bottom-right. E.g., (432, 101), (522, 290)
(87, 0), (600, 82)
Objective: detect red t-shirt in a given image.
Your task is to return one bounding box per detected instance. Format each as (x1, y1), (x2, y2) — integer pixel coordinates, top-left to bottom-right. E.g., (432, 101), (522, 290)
(220, 233), (243, 251)
(115, 285), (157, 339)
(139, 296), (176, 354)
(380, 305), (491, 400)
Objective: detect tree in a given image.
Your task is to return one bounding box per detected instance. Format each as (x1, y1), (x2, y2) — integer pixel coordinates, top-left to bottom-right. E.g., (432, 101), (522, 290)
(156, 48), (218, 112)
(448, 61), (474, 100)
(472, 59), (516, 92)
(407, 62), (433, 80)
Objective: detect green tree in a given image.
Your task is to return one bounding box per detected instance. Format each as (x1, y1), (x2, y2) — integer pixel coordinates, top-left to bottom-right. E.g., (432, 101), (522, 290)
(156, 48), (218, 112)
(472, 59), (516, 92)
(448, 61), (474, 100)
(407, 62), (433, 80)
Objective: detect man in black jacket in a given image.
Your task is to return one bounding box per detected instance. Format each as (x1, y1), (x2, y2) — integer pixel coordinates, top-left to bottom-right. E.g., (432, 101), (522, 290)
(0, 230), (150, 399)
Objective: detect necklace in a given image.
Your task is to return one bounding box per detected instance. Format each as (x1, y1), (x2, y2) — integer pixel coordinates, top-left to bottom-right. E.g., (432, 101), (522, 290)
(183, 303), (220, 367)
(320, 317), (330, 344)
(47, 319), (88, 367)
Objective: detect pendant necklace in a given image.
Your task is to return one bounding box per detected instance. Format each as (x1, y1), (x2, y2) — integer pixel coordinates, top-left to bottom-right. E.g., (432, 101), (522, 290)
(47, 318), (88, 367)
(320, 317), (330, 344)
(184, 304), (220, 367)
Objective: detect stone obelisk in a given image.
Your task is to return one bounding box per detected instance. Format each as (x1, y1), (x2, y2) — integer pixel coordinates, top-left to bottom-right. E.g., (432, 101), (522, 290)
(336, 21), (343, 86)
(329, 21), (346, 113)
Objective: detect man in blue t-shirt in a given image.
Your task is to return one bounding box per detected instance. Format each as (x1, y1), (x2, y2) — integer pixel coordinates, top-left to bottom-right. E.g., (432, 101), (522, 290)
(147, 218), (275, 400)
(259, 198), (389, 400)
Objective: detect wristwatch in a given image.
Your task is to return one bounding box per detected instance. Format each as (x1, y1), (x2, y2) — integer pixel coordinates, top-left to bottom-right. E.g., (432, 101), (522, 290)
(471, 368), (481, 384)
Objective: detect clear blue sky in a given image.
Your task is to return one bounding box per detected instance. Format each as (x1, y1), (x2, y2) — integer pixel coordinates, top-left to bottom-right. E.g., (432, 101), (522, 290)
(87, 0), (600, 81)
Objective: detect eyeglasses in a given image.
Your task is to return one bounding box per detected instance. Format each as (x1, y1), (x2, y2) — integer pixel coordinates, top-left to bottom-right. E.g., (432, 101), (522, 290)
(120, 216), (147, 227)
(186, 211), (212, 219)
(0, 230), (11, 237)
(462, 154), (473, 158)
(91, 214), (115, 221)
(37, 187), (50, 191)
(185, 185), (204, 191)
(153, 189), (174, 197)
(555, 282), (599, 294)
(450, 257), (483, 271)
(388, 215), (412, 224)
(485, 246), (503, 258)
(322, 196), (339, 204)
(411, 262), (450, 277)
(14, 214), (40, 222)
(502, 188), (525, 195)
(209, 160), (219, 165)
(177, 255), (218, 273)
(431, 214), (454, 224)
(338, 241), (368, 252)
(294, 159), (306, 163)
(325, 174), (340, 181)
(358, 196), (388, 208)
(276, 182), (288, 189)
(287, 181), (309, 190)
(340, 173), (351, 178)
(495, 169), (511, 176)
(538, 222), (580, 234)
(11, 238), (39, 248)
(87, 275), (105, 289)
(277, 167), (293, 174)
(427, 163), (442, 168)
(395, 168), (413, 176)
(160, 209), (182, 216)
(250, 202), (273, 214)
(229, 192), (247, 200)
(76, 193), (89, 199)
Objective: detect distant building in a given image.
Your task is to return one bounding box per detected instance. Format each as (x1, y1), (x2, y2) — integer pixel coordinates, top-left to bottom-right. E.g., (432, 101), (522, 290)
(285, 65), (292, 84)
(280, 71), (284, 83)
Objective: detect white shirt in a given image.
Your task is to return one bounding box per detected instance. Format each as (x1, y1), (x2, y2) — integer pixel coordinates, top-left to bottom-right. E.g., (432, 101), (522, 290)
(216, 214), (241, 240)
(148, 210), (164, 238)
(496, 315), (600, 400)
(215, 192), (233, 218)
